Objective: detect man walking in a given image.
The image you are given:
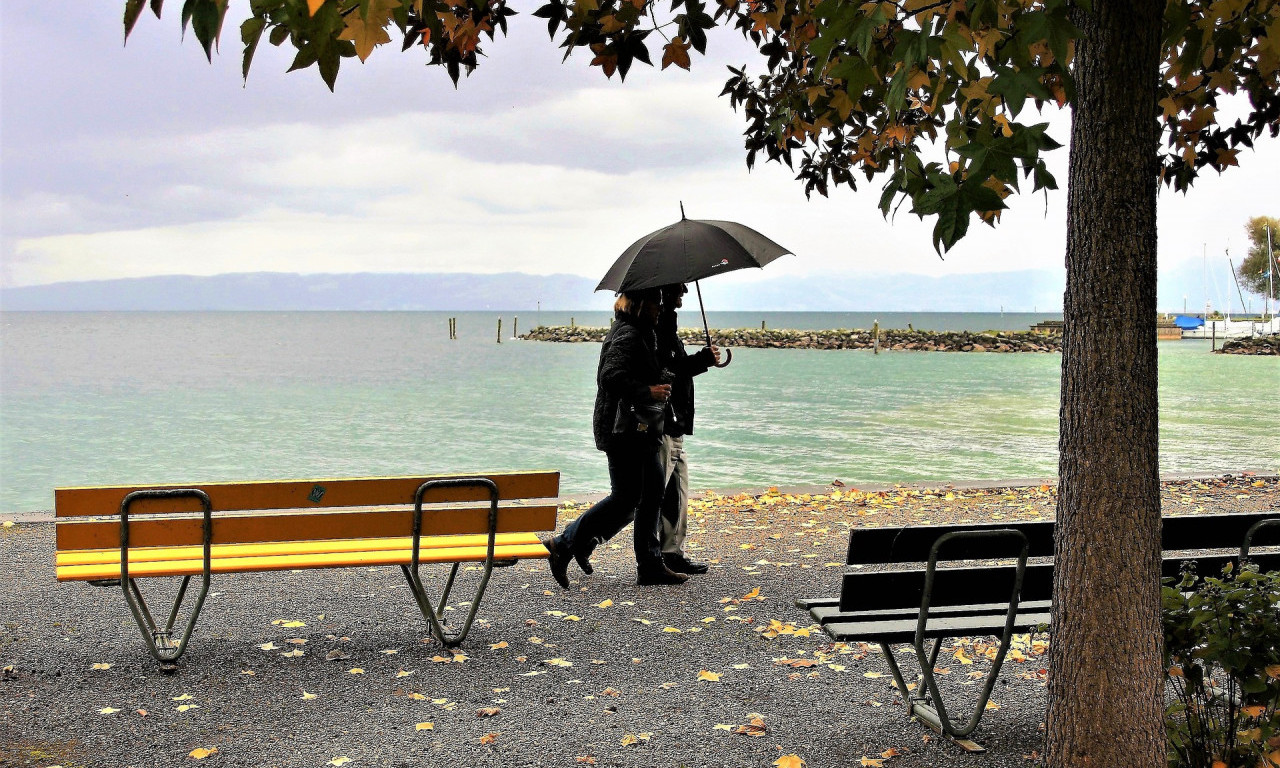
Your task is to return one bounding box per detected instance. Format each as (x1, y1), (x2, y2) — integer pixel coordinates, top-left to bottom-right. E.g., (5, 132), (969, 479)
(656, 283), (720, 575)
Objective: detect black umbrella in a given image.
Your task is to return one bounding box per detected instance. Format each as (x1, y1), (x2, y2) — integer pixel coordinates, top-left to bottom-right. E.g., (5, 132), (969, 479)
(597, 206), (792, 367)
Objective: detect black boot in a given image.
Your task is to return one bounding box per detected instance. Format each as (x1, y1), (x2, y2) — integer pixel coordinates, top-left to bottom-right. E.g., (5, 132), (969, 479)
(573, 544), (595, 576)
(541, 536), (571, 589)
(663, 553), (709, 575)
(636, 562), (689, 586)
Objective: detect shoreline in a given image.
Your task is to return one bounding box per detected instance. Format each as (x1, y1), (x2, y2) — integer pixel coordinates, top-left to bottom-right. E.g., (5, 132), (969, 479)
(522, 325), (1062, 352)
(5, 469), (1273, 524)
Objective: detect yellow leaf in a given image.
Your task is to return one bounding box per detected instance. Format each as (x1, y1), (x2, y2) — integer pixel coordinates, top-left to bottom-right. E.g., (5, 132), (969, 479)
(336, 0), (396, 62)
(881, 747), (902, 758)
(189, 747), (218, 759)
(714, 724), (734, 731)
(257, 642), (278, 651)
(348, 668), (364, 674)
(272, 620), (306, 628)
(663, 627), (683, 634)
(479, 732), (498, 745)
(98, 707), (120, 715)
(632, 618), (653, 625)
(306, 0), (326, 15)
(1265, 664), (1280, 679)
(863, 672), (884, 678)
(621, 734), (639, 746)
(415, 722), (434, 731)
(92, 663), (112, 670)
(408, 692), (427, 699)
(1, 520), (14, 528)
(1242, 704), (1266, 718)
(177, 704), (199, 712)
(544, 658), (573, 667)
(860, 759), (884, 767)
(396, 670), (413, 678)
(698, 670), (722, 682)
(985, 701), (1001, 710)
(301, 690), (317, 700)
(741, 587), (761, 600)
(775, 755), (805, 768)
(329, 759), (351, 767)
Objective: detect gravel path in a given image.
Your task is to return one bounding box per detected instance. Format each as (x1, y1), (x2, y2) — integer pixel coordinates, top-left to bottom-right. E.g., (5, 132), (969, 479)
(3, 473), (1275, 768)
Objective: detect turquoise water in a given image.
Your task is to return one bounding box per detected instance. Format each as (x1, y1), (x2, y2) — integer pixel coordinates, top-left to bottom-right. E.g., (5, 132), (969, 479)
(1, 311), (1275, 513)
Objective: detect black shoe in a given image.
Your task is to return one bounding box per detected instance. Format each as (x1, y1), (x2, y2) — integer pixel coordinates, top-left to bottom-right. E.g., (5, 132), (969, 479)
(663, 553), (709, 575)
(542, 537), (571, 589)
(573, 549), (594, 576)
(636, 564), (689, 586)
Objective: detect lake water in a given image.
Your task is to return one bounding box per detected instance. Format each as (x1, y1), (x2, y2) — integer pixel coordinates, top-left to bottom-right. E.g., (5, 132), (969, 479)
(1, 311), (1275, 513)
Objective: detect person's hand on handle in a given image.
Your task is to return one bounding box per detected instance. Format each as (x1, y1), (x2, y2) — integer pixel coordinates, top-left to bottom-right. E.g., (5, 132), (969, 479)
(649, 384), (672, 402)
(708, 345), (721, 365)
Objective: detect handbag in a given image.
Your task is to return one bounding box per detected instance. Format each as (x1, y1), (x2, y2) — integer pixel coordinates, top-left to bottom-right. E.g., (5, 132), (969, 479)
(613, 399), (670, 437)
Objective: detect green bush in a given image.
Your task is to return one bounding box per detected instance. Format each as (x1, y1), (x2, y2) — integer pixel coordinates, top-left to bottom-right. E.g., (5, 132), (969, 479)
(1163, 563), (1280, 768)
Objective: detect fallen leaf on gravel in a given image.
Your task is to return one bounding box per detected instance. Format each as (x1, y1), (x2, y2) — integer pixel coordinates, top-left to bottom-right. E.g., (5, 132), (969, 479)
(775, 756), (805, 768)
(301, 691), (317, 700)
(732, 663), (751, 670)
(189, 747), (218, 759)
(490, 641), (509, 650)
(257, 642), (279, 651)
(632, 618), (653, 625)
(177, 704), (199, 713)
(452, 654), (469, 663)
(136, 709), (148, 717)
(432, 655), (453, 663)
(98, 707), (120, 715)
(595, 599), (613, 609)
(714, 724), (734, 732)
(660, 682), (679, 690)
(545, 658), (573, 667)
(863, 672), (884, 678)
(396, 670), (413, 678)
(620, 733), (652, 746)
(985, 701), (1001, 710)
(280, 650), (304, 658)
(91, 663), (112, 670)
(519, 670), (547, 677)
(564, 615), (582, 621)
(859, 759), (883, 767)
(663, 627), (683, 633)
(735, 714), (766, 736)
(601, 687), (620, 696)
(476, 707), (501, 717)
(881, 748), (902, 758)
(415, 722), (434, 731)
(698, 670), (722, 682)
(575, 757), (597, 764)
(494, 687), (510, 693)
(329, 758), (351, 766)
(480, 733), (498, 745)
(272, 619), (306, 628)
(326, 650), (351, 661)
(381, 649), (399, 655)
(348, 668), (364, 674)
(173, 694), (194, 701)
(286, 638), (307, 645)
(408, 693), (426, 700)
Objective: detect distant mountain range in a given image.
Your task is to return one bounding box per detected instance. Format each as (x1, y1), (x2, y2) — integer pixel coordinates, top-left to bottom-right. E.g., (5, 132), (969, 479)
(0, 270), (1073, 312)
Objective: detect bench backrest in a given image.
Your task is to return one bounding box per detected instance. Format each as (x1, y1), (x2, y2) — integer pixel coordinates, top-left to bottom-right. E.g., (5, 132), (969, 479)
(54, 471), (561, 553)
(839, 511), (1279, 612)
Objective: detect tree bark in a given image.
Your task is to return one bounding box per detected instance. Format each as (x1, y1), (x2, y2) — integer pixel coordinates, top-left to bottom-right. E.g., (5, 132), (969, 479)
(1047, 1), (1166, 766)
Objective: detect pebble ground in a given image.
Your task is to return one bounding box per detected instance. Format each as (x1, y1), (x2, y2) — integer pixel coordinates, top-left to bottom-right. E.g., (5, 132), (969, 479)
(2, 473), (1276, 768)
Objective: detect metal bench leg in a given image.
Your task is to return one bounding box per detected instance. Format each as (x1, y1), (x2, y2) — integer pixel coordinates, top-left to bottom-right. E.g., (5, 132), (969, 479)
(119, 489), (213, 670)
(404, 478), (502, 647)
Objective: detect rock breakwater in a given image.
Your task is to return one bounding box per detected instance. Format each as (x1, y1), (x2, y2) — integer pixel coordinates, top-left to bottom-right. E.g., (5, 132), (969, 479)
(521, 325), (1061, 352)
(1216, 336), (1280, 355)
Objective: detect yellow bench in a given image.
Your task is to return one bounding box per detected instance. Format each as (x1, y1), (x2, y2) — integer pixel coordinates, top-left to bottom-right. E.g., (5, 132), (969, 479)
(55, 472), (560, 668)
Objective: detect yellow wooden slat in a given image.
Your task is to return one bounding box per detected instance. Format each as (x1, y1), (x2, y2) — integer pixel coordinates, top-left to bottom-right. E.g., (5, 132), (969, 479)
(57, 533), (544, 566)
(55, 505), (558, 551)
(56, 543), (551, 581)
(54, 471), (560, 517)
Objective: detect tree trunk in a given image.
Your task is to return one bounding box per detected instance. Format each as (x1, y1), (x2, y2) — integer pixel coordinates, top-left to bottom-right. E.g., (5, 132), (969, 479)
(1047, 1), (1165, 766)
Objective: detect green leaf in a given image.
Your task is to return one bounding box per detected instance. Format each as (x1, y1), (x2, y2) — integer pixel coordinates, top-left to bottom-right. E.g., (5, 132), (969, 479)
(241, 16), (267, 81)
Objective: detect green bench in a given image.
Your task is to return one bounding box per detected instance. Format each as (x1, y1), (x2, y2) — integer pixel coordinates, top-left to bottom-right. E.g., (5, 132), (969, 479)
(55, 471), (560, 669)
(796, 510), (1279, 750)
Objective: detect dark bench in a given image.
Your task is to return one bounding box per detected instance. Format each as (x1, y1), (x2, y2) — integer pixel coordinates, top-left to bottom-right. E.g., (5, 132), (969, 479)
(796, 510), (1279, 750)
(55, 471), (560, 669)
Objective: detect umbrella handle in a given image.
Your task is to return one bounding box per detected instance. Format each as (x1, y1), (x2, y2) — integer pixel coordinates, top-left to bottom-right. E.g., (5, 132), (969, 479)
(695, 280), (732, 368)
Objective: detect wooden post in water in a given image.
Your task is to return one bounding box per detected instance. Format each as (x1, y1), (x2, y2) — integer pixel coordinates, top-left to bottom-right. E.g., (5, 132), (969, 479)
(571, 317), (576, 329)
(1211, 321), (1216, 351)
(497, 318), (503, 344)
(448, 317), (455, 340)
(873, 320), (880, 354)
(513, 316), (518, 339)
(761, 320), (766, 330)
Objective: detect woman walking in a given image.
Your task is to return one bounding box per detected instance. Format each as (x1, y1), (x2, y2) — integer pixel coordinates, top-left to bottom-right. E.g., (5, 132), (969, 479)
(543, 287), (689, 588)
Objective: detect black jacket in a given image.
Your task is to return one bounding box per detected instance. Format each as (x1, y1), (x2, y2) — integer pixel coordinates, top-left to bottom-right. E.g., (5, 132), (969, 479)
(655, 310), (715, 437)
(592, 312), (664, 452)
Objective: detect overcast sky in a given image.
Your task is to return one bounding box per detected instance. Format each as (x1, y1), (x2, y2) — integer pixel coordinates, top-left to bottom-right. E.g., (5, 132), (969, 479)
(2, 5), (1277, 309)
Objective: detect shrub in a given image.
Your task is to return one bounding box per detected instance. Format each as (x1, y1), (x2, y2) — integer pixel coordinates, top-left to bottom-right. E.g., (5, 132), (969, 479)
(1163, 562), (1280, 768)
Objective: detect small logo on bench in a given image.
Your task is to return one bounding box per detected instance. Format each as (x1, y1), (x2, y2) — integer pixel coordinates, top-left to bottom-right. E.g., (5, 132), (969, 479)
(308, 485), (327, 503)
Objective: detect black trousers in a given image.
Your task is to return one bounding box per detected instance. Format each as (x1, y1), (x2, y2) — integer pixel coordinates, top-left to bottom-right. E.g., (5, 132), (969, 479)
(557, 439), (665, 568)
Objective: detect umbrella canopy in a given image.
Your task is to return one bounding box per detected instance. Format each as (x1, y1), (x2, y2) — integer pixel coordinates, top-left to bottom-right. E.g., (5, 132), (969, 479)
(596, 218), (792, 293)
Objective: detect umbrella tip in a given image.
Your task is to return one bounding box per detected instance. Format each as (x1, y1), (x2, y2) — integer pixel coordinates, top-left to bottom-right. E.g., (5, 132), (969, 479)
(679, 201), (686, 220)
